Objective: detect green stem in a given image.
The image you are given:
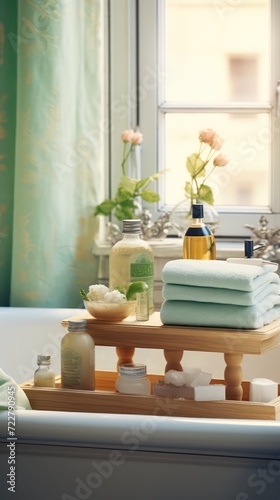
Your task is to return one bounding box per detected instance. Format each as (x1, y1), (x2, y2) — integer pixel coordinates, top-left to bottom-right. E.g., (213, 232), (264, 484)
(121, 144), (134, 176)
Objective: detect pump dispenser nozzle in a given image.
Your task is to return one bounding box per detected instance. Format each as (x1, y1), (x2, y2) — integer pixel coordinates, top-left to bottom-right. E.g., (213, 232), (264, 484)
(244, 240), (265, 258)
(244, 240), (254, 258)
(226, 240), (278, 271)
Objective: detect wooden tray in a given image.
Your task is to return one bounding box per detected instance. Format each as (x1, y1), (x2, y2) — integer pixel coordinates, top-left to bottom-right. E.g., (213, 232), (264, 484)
(21, 371), (280, 421)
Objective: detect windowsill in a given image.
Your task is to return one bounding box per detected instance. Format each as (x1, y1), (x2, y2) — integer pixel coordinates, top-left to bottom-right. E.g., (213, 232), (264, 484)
(92, 237), (244, 260)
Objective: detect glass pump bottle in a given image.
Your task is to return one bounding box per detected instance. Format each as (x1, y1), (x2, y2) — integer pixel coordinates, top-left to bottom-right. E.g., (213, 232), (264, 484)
(183, 203), (216, 260)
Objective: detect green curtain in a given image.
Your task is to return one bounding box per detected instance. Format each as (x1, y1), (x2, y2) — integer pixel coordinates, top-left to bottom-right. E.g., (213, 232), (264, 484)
(0, 0), (103, 307)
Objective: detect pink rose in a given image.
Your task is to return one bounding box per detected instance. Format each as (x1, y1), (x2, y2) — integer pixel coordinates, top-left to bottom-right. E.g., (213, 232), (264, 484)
(199, 128), (216, 144)
(209, 135), (224, 150)
(213, 153), (228, 167)
(131, 132), (143, 145)
(121, 129), (135, 143)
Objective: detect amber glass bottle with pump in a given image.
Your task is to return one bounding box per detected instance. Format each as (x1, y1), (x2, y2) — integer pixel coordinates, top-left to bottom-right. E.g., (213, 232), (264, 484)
(183, 203), (216, 260)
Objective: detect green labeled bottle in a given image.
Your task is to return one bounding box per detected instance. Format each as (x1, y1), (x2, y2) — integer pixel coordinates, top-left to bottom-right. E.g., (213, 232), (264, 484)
(109, 219), (154, 315)
(183, 203), (216, 260)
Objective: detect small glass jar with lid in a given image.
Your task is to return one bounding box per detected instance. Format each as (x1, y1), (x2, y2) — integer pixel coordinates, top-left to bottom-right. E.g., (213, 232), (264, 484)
(34, 355), (56, 388)
(115, 363), (151, 396)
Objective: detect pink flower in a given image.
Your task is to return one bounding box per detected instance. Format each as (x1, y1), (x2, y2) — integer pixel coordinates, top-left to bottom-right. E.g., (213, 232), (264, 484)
(209, 135), (224, 151)
(121, 129), (135, 143)
(131, 132), (143, 145)
(213, 153), (228, 167)
(199, 128), (216, 144)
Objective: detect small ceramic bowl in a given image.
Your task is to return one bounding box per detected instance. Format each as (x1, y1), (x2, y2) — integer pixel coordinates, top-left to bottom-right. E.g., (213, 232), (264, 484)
(84, 300), (137, 322)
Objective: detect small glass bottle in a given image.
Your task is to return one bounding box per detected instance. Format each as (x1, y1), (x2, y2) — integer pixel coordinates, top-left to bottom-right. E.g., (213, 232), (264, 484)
(61, 319), (95, 390)
(183, 203), (216, 260)
(109, 219), (154, 316)
(115, 363), (151, 395)
(34, 355), (55, 388)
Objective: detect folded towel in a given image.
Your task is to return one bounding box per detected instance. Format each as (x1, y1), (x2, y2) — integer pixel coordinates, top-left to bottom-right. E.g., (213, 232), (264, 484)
(0, 368), (32, 411)
(160, 295), (280, 329)
(162, 259), (278, 292)
(162, 282), (280, 306)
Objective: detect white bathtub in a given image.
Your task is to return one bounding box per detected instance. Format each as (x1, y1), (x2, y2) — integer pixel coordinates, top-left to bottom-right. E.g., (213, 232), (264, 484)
(0, 307), (280, 500)
(0, 410), (280, 500)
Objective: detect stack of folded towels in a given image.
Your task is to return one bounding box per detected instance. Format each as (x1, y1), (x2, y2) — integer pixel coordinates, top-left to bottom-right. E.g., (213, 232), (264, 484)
(160, 259), (280, 329)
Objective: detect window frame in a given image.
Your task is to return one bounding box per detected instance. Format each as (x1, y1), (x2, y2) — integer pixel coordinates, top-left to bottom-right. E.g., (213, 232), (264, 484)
(109, 0), (280, 237)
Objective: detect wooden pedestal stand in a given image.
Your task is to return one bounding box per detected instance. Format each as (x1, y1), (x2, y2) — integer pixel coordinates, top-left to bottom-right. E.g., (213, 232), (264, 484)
(21, 313), (280, 421)
(62, 312), (280, 402)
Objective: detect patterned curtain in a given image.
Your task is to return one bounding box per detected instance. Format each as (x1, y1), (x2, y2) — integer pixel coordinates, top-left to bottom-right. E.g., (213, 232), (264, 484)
(0, 0), (104, 307)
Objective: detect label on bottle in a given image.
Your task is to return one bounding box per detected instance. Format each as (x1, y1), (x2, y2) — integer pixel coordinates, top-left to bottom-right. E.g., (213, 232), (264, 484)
(130, 254), (154, 307)
(61, 349), (82, 387)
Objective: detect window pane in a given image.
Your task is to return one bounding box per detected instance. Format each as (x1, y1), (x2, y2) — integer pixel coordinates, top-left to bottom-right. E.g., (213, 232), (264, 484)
(163, 113), (270, 207)
(165, 0), (270, 103)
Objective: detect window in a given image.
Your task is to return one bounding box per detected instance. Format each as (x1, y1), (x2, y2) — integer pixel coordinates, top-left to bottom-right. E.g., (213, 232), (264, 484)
(229, 56), (258, 102)
(110, 0), (280, 237)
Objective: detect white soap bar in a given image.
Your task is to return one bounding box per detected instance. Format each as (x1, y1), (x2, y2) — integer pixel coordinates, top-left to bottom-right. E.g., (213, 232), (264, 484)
(165, 370), (188, 387)
(191, 371), (212, 388)
(249, 378), (278, 403)
(183, 367), (202, 386)
(194, 384), (226, 401)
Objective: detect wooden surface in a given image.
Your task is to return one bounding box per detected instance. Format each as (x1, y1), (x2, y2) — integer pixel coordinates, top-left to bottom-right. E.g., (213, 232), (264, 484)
(21, 371), (280, 421)
(61, 312), (280, 355)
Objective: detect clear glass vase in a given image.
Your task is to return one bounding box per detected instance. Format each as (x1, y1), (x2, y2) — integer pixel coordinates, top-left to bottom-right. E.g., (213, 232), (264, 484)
(170, 198), (219, 237)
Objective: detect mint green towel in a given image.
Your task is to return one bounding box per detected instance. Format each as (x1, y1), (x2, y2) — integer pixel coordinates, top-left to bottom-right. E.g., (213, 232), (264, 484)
(162, 259), (277, 292)
(162, 281), (280, 306)
(0, 368), (32, 411)
(160, 295), (280, 330)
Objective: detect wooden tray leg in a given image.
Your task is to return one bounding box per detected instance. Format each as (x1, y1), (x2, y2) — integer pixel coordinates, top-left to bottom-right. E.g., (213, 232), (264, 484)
(164, 349), (184, 373)
(224, 353), (243, 401)
(116, 347), (135, 369)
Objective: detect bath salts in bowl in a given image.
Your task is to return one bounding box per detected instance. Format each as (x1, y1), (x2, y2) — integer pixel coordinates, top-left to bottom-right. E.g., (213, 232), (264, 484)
(81, 281), (148, 321)
(84, 299), (137, 322)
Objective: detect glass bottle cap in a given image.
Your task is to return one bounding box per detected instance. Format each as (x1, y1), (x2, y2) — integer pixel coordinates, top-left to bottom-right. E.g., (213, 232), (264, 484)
(37, 355), (51, 364)
(119, 363), (147, 377)
(122, 219), (142, 234)
(68, 319), (87, 332)
(192, 203), (204, 219)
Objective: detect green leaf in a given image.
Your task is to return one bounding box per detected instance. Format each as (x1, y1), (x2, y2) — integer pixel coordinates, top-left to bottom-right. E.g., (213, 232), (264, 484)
(120, 175), (137, 195)
(135, 176), (151, 190)
(149, 168), (169, 180)
(186, 153), (206, 178)
(139, 189), (160, 202)
(136, 169), (169, 191)
(94, 199), (116, 216)
(114, 205), (136, 221)
(197, 184), (214, 205)
(126, 281), (148, 301)
(80, 289), (89, 301)
(114, 285), (127, 296)
(118, 198), (137, 208)
(116, 187), (133, 202)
